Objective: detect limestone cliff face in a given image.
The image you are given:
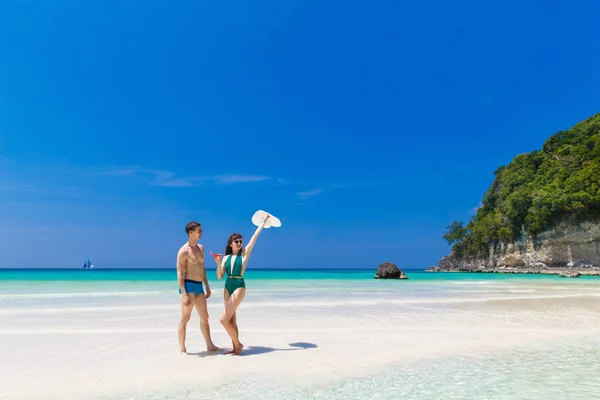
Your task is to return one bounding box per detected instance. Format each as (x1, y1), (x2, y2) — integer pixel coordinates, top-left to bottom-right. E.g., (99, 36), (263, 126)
(429, 221), (600, 275)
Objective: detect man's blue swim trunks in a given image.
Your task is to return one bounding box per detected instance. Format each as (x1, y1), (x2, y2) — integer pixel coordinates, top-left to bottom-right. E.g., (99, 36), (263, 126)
(178, 279), (204, 295)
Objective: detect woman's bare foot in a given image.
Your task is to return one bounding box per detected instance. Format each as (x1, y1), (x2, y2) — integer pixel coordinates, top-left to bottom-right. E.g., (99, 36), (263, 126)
(227, 342), (240, 355)
(234, 343), (244, 356)
(224, 341), (237, 354)
(207, 344), (221, 352)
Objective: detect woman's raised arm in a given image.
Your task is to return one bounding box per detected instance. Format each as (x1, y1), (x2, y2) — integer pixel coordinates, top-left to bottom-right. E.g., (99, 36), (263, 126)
(244, 214), (270, 259)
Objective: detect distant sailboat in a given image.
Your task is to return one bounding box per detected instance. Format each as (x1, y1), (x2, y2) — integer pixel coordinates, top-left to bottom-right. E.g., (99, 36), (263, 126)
(82, 258), (95, 269)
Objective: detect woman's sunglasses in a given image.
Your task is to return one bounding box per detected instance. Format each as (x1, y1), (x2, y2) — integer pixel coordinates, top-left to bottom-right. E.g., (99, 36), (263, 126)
(233, 239), (242, 245)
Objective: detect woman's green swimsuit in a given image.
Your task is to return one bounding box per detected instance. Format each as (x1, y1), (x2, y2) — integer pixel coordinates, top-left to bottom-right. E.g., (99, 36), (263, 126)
(224, 254), (246, 295)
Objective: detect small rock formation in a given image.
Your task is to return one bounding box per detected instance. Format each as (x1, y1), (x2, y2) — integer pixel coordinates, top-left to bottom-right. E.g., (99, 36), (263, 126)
(374, 262), (408, 279)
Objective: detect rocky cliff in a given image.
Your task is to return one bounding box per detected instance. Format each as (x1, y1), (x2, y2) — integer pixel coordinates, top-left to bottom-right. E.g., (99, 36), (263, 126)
(433, 113), (600, 277)
(428, 221), (600, 276)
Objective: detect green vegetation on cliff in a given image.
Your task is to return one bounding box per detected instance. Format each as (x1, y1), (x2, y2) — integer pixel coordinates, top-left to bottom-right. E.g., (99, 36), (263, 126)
(444, 113), (600, 258)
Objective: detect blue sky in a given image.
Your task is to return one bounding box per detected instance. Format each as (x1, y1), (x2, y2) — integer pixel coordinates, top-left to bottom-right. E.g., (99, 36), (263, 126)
(1, 0), (599, 269)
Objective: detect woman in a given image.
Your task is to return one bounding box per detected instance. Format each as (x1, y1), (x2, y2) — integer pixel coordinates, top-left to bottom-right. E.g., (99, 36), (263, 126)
(214, 213), (270, 355)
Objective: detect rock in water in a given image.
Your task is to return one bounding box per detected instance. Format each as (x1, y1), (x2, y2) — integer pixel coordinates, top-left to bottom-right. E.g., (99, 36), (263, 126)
(374, 262), (408, 279)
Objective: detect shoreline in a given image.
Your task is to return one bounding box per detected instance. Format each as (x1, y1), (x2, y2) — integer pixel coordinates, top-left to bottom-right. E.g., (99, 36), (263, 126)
(425, 266), (600, 277)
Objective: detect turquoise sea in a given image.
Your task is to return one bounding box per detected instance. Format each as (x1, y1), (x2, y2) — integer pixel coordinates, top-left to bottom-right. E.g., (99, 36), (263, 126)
(3, 267), (598, 308)
(5, 266), (600, 282)
(1, 268), (600, 400)
(2, 267), (598, 305)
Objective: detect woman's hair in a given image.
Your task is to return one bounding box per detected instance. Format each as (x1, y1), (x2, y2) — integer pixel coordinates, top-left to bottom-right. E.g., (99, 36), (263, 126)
(225, 232), (243, 255)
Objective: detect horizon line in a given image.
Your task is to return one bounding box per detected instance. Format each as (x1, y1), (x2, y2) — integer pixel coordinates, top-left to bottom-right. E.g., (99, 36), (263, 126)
(0, 267), (426, 271)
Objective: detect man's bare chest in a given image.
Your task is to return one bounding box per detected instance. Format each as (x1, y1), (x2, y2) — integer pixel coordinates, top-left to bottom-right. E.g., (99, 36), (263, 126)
(187, 247), (204, 266)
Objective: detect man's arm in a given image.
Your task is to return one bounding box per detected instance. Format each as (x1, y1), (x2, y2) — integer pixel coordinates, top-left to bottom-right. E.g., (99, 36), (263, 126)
(197, 245), (211, 299)
(202, 267), (209, 287)
(176, 249), (187, 296)
(198, 244), (210, 298)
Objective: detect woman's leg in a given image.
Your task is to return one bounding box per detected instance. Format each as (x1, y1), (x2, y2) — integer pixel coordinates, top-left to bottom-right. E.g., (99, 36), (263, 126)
(222, 290), (236, 354)
(231, 312), (239, 342)
(220, 288), (246, 354)
(224, 312), (239, 354)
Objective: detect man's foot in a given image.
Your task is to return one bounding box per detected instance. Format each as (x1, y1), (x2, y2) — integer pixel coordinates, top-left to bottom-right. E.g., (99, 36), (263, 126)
(207, 344), (221, 352)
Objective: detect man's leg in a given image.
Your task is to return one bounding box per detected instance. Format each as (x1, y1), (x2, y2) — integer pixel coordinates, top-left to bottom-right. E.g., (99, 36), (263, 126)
(194, 294), (220, 351)
(178, 294), (194, 354)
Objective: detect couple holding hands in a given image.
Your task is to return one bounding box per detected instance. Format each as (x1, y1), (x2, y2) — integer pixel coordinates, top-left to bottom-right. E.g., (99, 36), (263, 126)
(176, 213), (272, 356)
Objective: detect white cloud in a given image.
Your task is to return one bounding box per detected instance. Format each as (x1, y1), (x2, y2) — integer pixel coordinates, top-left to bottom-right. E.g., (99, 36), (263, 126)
(294, 180), (387, 200)
(212, 174), (270, 184)
(101, 166), (271, 187)
(295, 188), (325, 199)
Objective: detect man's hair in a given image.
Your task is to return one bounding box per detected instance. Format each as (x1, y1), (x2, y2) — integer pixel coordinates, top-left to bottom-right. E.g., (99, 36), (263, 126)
(185, 221), (201, 236)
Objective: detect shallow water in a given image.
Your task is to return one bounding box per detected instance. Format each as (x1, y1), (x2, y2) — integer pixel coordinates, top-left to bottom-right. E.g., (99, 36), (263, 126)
(1, 269), (600, 400)
(125, 337), (600, 400)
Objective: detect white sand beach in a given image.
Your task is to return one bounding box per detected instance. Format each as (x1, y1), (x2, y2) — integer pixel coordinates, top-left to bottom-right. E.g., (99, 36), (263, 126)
(1, 274), (600, 399)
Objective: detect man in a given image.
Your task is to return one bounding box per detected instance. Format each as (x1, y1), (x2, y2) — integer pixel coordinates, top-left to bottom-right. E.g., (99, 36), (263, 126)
(177, 221), (220, 354)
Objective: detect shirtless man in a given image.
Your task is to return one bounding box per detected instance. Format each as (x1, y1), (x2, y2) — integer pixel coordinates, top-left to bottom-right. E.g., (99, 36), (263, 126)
(177, 221), (220, 354)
